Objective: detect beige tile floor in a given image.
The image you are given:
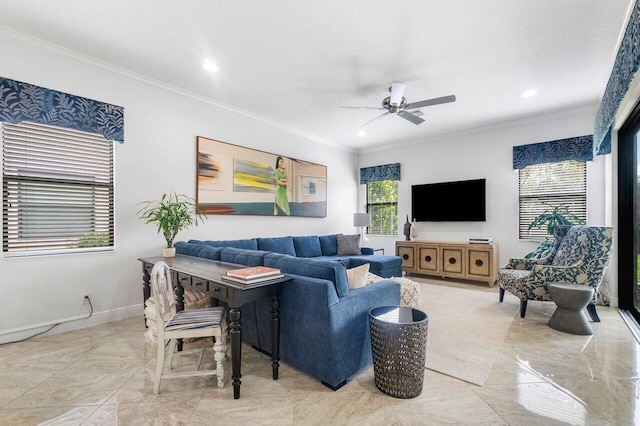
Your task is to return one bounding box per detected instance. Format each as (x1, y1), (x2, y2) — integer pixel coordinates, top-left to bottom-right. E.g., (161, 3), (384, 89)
(1, 279), (639, 425)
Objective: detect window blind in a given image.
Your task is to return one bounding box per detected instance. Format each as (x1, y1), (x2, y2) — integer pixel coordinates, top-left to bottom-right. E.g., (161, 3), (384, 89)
(2, 121), (114, 255)
(518, 160), (586, 240)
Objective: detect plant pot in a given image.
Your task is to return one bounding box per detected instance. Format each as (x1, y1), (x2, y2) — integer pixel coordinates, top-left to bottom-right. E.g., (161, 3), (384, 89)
(162, 247), (176, 258)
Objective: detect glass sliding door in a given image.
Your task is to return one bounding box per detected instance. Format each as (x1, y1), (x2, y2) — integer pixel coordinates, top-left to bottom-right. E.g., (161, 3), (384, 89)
(619, 100), (640, 322)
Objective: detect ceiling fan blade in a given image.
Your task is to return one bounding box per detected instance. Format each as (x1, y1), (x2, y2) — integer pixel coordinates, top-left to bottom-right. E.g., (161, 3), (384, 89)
(398, 110), (425, 125)
(361, 111), (390, 128)
(389, 82), (406, 106)
(340, 105), (386, 110)
(404, 95), (456, 110)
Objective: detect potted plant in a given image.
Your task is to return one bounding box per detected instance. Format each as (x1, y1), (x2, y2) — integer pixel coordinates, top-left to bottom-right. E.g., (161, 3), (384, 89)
(137, 192), (206, 257)
(525, 203), (585, 259)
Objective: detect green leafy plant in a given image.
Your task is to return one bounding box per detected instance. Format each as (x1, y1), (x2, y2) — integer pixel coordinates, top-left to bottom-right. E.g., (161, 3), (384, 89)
(525, 203), (585, 259)
(76, 232), (110, 248)
(527, 203), (585, 236)
(136, 193), (206, 248)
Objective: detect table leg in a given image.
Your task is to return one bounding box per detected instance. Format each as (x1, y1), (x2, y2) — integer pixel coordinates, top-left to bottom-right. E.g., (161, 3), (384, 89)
(230, 307), (242, 399)
(142, 265), (151, 328)
(174, 274), (185, 352)
(270, 295), (280, 380)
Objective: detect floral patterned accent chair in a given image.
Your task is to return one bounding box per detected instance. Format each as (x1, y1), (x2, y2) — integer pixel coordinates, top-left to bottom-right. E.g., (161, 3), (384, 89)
(498, 226), (614, 319)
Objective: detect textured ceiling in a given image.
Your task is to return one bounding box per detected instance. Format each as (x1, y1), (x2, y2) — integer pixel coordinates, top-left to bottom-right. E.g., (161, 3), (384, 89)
(0, 0), (631, 151)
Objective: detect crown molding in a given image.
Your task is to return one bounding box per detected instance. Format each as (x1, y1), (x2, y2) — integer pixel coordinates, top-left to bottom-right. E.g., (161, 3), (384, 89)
(0, 26), (352, 153)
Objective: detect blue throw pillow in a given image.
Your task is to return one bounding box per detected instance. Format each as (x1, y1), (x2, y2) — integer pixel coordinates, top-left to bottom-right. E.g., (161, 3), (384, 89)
(257, 236), (296, 256)
(319, 234), (340, 256)
(293, 236), (322, 257)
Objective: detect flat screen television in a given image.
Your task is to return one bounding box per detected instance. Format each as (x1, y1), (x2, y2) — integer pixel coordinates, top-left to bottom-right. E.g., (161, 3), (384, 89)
(411, 178), (486, 222)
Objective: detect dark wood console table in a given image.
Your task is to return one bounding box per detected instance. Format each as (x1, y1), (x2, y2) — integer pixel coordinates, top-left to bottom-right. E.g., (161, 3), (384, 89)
(139, 255), (291, 399)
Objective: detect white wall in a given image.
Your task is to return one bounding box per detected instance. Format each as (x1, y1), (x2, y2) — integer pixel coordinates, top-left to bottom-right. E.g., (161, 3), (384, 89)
(0, 38), (359, 343)
(358, 106), (607, 284)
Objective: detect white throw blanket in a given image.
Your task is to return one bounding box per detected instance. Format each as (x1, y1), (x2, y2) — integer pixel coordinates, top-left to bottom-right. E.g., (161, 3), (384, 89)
(366, 273), (421, 308)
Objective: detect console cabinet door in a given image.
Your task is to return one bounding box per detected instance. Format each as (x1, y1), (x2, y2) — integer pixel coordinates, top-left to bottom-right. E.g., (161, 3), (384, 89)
(467, 249), (491, 278)
(417, 246), (439, 273)
(397, 244), (416, 271)
(442, 247), (464, 276)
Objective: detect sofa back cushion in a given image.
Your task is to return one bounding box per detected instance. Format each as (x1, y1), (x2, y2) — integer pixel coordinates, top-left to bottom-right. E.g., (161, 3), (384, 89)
(319, 234), (341, 256)
(220, 247), (268, 266)
(190, 238), (258, 250)
(264, 252), (350, 297)
(257, 236), (296, 256)
(293, 236), (323, 258)
(175, 242), (223, 261)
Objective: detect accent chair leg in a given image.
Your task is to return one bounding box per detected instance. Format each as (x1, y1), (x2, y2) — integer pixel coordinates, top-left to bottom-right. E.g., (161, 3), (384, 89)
(499, 288), (505, 302)
(213, 329), (227, 389)
(587, 303), (601, 322)
(520, 300), (528, 318)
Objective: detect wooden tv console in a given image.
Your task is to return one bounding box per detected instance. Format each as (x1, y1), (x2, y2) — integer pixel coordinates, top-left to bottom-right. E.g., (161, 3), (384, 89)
(395, 240), (499, 286)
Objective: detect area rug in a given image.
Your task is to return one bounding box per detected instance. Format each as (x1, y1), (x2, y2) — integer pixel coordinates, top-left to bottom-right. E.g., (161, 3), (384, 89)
(419, 281), (519, 386)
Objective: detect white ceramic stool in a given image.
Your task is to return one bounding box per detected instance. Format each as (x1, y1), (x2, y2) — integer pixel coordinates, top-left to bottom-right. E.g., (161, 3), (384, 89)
(548, 283), (595, 335)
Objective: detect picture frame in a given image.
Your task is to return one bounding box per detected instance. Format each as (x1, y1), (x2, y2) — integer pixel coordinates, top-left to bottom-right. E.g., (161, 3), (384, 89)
(196, 136), (327, 217)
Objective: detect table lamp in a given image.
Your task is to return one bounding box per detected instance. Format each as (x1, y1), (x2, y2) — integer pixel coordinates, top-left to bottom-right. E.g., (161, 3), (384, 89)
(353, 213), (371, 243)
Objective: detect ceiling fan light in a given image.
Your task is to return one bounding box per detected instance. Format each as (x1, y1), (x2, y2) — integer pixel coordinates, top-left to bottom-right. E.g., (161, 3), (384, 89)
(389, 82), (406, 106)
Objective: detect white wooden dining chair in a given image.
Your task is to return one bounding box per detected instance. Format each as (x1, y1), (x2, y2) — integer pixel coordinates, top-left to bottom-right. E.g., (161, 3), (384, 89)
(150, 261), (227, 394)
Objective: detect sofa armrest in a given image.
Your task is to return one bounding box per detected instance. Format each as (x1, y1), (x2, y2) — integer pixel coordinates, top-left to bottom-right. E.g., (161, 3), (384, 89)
(281, 274), (340, 308)
(360, 247), (374, 255)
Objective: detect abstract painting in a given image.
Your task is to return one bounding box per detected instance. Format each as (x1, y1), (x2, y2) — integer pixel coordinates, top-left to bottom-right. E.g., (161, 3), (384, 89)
(196, 136), (327, 217)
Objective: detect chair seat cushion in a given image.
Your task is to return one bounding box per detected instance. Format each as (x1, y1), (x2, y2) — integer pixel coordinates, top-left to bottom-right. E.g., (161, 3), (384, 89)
(166, 306), (226, 331)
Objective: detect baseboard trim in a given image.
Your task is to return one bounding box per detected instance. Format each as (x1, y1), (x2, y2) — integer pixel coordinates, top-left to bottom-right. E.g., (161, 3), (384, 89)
(0, 304), (143, 344)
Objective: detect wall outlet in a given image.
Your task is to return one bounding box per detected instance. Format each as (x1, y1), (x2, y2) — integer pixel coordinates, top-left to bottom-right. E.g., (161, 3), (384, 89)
(83, 294), (91, 304)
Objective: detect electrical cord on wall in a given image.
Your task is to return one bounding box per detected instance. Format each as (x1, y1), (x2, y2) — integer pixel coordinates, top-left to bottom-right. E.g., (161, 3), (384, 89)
(0, 295), (94, 346)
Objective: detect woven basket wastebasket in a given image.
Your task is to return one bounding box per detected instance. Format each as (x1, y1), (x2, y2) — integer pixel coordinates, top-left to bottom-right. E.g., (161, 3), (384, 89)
(369, 306), (428, 398)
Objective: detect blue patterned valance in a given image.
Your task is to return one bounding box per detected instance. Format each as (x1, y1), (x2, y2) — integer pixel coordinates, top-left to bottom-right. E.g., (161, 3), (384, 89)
(0, 77), (124, 142)
(513, 135), (593, 169)
(593, 0), (640, 155)
(360, 163), (401, 184)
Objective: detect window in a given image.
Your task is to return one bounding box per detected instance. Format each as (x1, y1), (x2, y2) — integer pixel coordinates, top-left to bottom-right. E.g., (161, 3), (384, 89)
(366, 180), (398, 235)
(2, 121), (114, 256)
(518, 160), (586, 240)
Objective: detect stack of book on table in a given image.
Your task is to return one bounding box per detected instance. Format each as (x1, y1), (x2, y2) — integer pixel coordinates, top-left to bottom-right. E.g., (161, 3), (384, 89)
(221, 266), (284, 285)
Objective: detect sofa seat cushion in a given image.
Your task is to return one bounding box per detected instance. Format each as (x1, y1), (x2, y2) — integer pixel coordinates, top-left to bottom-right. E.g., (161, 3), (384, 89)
(349, 255), (403, 278)
(175, 242), (223, 260)
(220, 247), (269, 266)
(319, 234), (340, 256)
(190, 238), (258, 250)
(264, 252), (350, 297)
(293, 236), (323, 258)
(258, 236), (296, 256)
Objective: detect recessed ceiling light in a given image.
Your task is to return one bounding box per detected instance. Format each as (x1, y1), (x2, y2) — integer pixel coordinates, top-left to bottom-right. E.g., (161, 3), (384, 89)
(522, 88), (538, 98)
(357, 129), (366, 136)
(203, 61), (219, 73)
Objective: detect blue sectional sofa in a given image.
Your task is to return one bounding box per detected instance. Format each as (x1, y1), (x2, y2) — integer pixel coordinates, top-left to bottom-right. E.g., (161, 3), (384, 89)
(174, 234), (402, 389)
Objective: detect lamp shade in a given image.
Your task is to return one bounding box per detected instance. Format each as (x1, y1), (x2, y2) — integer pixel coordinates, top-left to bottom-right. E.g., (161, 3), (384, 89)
(353, 213), (371, 227)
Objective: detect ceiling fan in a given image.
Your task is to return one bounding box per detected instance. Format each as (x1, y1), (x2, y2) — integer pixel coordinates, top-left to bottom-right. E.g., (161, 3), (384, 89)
(341, 82), (456, 128)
